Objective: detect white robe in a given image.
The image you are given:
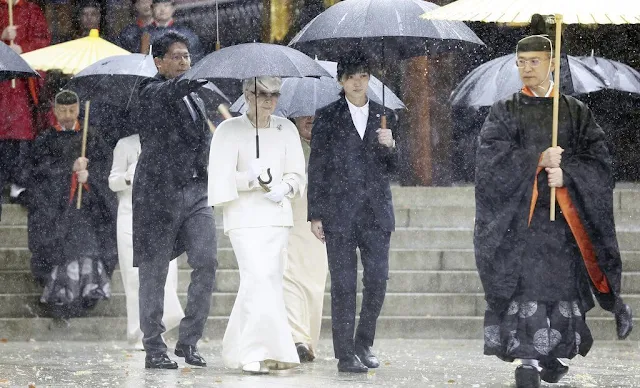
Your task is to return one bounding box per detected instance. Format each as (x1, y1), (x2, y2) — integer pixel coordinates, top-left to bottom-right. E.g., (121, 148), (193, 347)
(108, 134), (184, 342)
(208, 114), (306, 369)
(283, 138), (328, 351)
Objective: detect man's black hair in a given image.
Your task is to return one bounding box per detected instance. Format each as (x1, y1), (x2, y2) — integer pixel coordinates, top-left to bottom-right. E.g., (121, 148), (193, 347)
(55, 90), (79, 105)
(337, 51), (370, 80)
(152, 31), (190, 59)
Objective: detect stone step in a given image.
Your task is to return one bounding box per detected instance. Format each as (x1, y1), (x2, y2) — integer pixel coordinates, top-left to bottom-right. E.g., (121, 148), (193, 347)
(3, 268), (640, 296)
(3, 291), (637, 320)
(9, 226), (640, 251)
(5, 203), (640, 229)
(0, 248), (480, 271)
(4, 247), (640, 272)
(0, 315), (635, 342)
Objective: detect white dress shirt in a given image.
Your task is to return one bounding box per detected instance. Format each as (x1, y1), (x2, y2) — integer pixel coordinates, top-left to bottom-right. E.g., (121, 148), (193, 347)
(346, 97), (369, 139)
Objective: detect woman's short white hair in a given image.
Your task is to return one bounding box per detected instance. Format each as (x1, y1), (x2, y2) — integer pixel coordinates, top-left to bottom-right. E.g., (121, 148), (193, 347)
(242, 76), (282, 93)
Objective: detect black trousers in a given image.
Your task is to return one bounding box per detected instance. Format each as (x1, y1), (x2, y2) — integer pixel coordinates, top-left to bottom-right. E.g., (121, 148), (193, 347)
(0, 140), (29, 219)
(324, 203), (391, 360)
(137, 180), (217, 356)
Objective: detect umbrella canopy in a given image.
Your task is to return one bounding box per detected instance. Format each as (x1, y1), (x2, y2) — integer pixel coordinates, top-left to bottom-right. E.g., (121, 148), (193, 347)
(66, 53), (157, 108)
(450, 53), (608, 108)
(421, 0), (640, 25)
(288, 0), (485, 61)
(0, 41), (40, 82)
(578, 56), (640, 94)
(21, 29), (130, 75)
(229, 60), (405, 117)
(184, 42), (331, 81)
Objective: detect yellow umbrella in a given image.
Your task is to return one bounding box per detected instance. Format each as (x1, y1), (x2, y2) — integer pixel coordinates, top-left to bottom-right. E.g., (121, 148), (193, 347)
(21, 29), (130, 75)
(422, 1), (640, 220)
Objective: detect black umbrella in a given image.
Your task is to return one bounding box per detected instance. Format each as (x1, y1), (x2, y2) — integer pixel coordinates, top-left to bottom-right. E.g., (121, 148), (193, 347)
(0, 41), (40, 81)
(183, 43), (331, 186)
(288, 0), (484, 126)
(450, 54), (609, 108)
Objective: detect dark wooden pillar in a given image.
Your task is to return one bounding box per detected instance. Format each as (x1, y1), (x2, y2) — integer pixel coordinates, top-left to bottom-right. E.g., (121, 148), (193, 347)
(403, 57), (432, 185)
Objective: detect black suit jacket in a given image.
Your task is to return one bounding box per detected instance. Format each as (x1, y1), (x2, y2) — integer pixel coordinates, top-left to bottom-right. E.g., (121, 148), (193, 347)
(132, 74), (210, 265)
(307, 98), (398, 232)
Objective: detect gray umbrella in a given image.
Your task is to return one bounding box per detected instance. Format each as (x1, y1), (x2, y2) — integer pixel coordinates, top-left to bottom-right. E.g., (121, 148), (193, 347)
(184, 42), (331, 80)
(0, 41), (39, 81)
(183, 43), (331, 186)
(66, 54), (158, 109)
(288, 0), (484, 125)
(578, 55), (640, 94)
(289, 0), (484, 61)
(450, 53), (609, 108)
(230, 60), (405, 117)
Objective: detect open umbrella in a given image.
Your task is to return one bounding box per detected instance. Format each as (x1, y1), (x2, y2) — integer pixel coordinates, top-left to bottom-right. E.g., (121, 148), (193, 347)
(0, 40), (40, 82)
(229, 60), (405, 117)
(288, 0), (484, 127)
(184, 42), (330, 186)
(578, 55), (640, 94)
(66, 53), (157, 109)
(21, 29), (129, 75)
(451, 54), (608, 108)
(423, 0), (640, 220)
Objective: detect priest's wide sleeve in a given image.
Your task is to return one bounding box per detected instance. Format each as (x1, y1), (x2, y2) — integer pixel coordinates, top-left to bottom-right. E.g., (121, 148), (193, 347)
(474, 101), (539, 310)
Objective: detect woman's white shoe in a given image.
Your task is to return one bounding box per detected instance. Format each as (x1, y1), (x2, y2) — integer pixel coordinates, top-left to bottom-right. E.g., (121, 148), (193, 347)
(242, 361), (269, 374)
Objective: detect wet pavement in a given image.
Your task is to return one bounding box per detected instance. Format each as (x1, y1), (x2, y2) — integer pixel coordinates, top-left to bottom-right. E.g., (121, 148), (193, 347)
(0, 339), (638, 387)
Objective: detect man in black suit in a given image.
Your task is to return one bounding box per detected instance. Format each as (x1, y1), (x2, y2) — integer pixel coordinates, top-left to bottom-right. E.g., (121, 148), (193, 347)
(307, 52), (398, 373)
(134, 31), (217, 369)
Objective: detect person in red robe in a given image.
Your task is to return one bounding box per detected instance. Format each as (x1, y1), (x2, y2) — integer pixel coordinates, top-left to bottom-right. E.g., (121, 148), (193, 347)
(0, 0), (50, 218)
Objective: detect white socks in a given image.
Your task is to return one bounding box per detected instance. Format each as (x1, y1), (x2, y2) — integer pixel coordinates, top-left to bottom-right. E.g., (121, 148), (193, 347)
(520, 359), (541, 371)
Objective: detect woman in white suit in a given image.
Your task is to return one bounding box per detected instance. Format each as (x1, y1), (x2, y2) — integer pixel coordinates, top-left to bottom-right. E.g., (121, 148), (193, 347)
(208, 76), (306, 374)
(109, 133), (184, 348)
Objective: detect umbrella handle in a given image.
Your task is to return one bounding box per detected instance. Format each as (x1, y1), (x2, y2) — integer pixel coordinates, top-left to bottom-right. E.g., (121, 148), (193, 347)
(258, 168), (273, 185)
(381, 115), (387, 129)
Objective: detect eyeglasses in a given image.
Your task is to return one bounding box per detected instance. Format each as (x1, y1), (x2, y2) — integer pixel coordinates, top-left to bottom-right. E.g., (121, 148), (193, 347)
(250, 91), (281, 99)
(516, 58), (549, 68)
(166, 53), (191, 62)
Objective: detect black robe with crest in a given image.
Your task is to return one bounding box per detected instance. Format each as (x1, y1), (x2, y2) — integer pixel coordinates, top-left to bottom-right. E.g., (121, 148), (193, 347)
(475, 92), (623, 360)
(25, 126), (118, 318)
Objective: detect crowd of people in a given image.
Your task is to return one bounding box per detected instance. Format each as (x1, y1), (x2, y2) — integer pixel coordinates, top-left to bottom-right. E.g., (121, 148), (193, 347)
(0, 2), (636, 386)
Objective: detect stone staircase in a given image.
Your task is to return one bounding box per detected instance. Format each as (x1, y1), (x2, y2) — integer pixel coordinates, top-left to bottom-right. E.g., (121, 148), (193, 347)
(0, 186), (638, 341)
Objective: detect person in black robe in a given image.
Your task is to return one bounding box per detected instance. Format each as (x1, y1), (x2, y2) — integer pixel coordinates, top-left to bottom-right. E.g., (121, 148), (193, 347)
(26, 90), (118, 319)
(475, 35), (633, 388)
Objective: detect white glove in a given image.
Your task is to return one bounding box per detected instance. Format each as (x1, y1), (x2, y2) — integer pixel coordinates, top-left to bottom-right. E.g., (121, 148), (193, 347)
(264, 182), (291, 203)
(125, 162), (137, 182)
(246, 158), (265, 182)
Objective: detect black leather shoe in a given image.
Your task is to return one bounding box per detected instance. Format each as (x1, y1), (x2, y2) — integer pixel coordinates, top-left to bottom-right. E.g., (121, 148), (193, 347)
(515, 365), (541, 388)
(540, 358), (569, 383)
(337, 355), (368, 373)
(145, 353), (178, 369)
(615, 304), (633, 340)
(296, 343), (315, 362)
(174, 344), (207, 367)
(355, 344), (380, 368)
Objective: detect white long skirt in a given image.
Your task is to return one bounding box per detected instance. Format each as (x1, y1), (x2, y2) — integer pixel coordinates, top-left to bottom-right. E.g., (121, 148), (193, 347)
(117, 209), (184, 342)
(283, 197), (328, 351)
(223, 226), (300, 370)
